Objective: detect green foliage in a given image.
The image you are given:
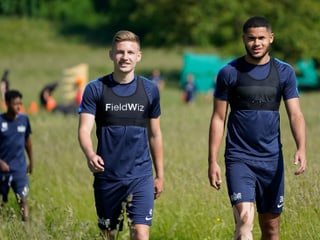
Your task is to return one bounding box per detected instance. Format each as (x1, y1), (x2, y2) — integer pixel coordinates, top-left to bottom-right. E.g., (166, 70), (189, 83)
(0, 0), (97, 23)
(0, 17), (320, 239)
(37, 0), (96, 23)
(0, 0), (35, 16)
(1, 0), (320, 62)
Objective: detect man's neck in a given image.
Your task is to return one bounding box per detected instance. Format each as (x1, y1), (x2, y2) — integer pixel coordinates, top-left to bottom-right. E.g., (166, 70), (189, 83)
(245, 55), (270, 65)
(112, 71), (135, 84)
(5, 112), (17, 121)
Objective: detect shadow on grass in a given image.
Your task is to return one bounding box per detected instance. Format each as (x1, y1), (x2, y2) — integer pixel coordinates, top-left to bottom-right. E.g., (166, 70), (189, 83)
(57, 22), (115, 47)
(57, 21), (161, 48)
(298, 85), (320, 92)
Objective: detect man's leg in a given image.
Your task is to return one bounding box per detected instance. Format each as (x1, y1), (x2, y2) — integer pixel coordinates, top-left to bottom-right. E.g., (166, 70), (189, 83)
(130, 224), (149, 240)
(100, 229), (118, 240)
(233, 202), (255, 240)
(127, 176), (153, 240)
(13, 175), (29, 221)
(0, 175), (11, 204)
(19, 197), (29, 221)
(258, 213), (280, 240)
(94, 177), (126, 240)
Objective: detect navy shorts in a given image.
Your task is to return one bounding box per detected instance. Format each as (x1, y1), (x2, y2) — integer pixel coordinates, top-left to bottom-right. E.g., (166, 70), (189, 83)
(0, 174), (30, 203)
(93, 175), (154, 231)
(226, 157), (284, 214)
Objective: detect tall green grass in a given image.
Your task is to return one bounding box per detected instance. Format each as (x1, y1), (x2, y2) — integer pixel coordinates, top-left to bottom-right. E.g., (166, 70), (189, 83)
(0, 17), (319, 239)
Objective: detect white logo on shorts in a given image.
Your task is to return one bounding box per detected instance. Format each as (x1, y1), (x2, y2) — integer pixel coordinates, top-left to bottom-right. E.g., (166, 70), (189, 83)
(145, 209), (153, 221)
(277, 196), (284, 208)
(230, 192), (242, 202)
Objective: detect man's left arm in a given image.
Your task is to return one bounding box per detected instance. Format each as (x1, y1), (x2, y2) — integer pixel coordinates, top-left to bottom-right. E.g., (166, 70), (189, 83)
(284, 98), (307, 175)
(148, 117), (164, 199)
(25, 136), (33, 174)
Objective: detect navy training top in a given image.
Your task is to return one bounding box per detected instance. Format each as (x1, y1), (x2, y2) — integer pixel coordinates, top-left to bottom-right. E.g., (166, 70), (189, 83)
(79, 74), (161, 180)
(214, 57), (299, 161)
(0, 113), (31, 176)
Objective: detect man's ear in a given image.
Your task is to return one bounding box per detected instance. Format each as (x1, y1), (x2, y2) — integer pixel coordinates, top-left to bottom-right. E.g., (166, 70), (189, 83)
(108, 50), (113, 60)
(270, 33), (274, 44)
(137, 51), (142, 62)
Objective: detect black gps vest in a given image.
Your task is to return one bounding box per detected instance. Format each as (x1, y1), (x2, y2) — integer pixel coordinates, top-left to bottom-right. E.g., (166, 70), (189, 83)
(96, 76), (150, 128)
(229, 57), (281, 111)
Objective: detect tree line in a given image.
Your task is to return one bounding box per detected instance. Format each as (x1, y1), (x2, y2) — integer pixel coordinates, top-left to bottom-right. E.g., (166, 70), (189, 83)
(1, 0), (320, 63)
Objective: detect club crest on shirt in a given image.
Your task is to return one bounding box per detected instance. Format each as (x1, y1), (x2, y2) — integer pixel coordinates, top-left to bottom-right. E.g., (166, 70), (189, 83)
(1, 122), (8, 132)
(17, 125), (26, 132)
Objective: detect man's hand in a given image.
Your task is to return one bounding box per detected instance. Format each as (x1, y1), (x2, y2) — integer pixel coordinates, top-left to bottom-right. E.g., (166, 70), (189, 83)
(208, 161), (222, 190)
(294, 150), (306, 175)
(154, 177), (164, 199)
(28, 163), (33, 175)
(87, 154), (105, 173)
(0, 159), (10, 172)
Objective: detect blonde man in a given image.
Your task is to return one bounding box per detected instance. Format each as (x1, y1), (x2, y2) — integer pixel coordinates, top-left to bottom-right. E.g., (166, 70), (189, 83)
(78, 30), (164, 240)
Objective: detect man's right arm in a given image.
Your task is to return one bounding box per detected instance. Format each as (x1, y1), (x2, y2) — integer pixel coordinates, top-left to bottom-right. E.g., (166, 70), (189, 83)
(208, 98), (228, 190)
(78, 113), (104, 173)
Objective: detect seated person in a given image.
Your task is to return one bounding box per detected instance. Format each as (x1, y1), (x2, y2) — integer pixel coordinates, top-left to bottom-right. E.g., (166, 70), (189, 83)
(39, 82), (59, 111)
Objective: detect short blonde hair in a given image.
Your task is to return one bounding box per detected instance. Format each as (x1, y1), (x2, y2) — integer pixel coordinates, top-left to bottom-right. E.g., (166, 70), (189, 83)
(112, 30), (140, 49)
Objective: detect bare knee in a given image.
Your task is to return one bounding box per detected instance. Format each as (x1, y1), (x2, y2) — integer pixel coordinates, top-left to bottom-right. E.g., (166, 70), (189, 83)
(233, 203), (254, 240)
(130, 224), (149, 240)
(259, 213), (280, 240)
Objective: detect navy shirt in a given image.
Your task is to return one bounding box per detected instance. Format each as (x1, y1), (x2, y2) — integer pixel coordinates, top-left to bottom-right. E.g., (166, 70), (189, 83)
(79, 74), (161, 180)
(214, 57), (299, 161)
(0, 113), (31, 175)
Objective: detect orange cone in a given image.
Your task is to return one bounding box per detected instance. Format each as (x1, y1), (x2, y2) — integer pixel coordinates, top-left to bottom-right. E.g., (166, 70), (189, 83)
(1, 101), (7, 111)
(20, 105), (26, 113)
(28, 101), (38, 114)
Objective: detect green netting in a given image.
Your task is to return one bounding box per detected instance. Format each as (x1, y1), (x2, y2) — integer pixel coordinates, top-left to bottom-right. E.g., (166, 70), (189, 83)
(296, 59), (319, 88)
(180, 53), (230, 92)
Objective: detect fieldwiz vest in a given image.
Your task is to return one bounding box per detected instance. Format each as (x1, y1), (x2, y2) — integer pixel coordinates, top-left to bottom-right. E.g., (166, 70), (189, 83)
(96, 76), (150, 128)
(229, 57), (281, 111)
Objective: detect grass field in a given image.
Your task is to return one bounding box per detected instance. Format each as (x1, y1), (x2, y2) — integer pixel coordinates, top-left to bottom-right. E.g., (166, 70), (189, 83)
(0, 17), (319, 239)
